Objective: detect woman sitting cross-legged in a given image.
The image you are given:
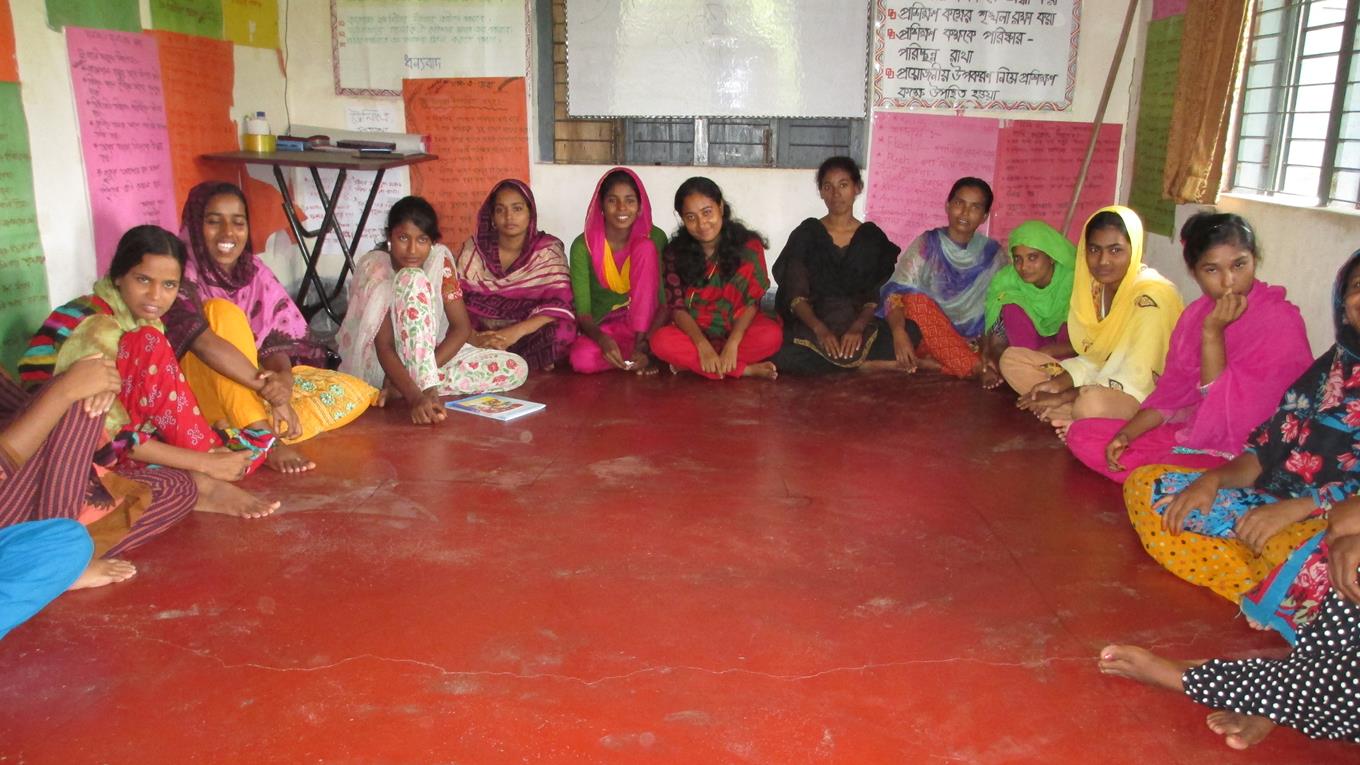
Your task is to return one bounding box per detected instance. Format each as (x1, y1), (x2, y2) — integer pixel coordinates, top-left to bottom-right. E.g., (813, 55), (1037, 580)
(567, 167), (669, 375)
(977, 220), (1076, 388)
(1001, 206), (1184, 435)
(454, 179), (577, 371)
(878, 176), (1007, 382)
(770, 156), (920, 375)
(338, 196), (528, 425)
(1067, 213), (1312, 482)
(650, 176), (780, 380)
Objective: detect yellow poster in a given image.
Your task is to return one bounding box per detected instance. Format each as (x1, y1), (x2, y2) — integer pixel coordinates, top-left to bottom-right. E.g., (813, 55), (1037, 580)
(223, 0), (279, 49)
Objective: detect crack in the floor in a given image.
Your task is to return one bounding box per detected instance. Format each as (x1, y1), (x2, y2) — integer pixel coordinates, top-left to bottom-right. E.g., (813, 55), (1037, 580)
(117, 629), (1095, 686)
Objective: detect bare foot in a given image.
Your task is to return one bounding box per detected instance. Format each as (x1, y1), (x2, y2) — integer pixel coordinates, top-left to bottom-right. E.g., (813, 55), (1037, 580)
(979, 365), (1003, 389)
(1098, 645), (1202, 692)
(916, 357), (942, 373)
(1207, 711), (1275, 749)
(267, 443), (316, 474)
(68, 558), (137, 590)
(742, 361), (779, 380)
(192, 472), (281, 519)
(856, 360), (906, 373)
(1050, 418), (1073, 442)
(668, 363), (681, 375)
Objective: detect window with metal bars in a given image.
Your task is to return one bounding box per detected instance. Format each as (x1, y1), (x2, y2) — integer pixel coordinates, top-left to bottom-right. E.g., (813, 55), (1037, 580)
(1230, 0), (1360, 206)
(535, 0), (865, 168)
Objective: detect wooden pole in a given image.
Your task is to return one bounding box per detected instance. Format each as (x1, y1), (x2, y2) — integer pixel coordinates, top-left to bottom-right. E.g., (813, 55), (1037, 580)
(1063, 0), (1142, 234)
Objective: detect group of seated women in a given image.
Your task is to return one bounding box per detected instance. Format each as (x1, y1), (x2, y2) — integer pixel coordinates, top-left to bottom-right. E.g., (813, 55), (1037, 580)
(3, 158), (1359, 751)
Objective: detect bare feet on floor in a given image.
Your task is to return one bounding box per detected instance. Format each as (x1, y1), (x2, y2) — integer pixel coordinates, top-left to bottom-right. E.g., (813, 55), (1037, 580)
(1050, 418), (1073, 442)
(916, 358), (942, 373)
(266, 443), (316, 474)
(68, 558), (137, 590)
(1207, 711), (1276, 749)
(742, 361), (778, 380)
(1098, 645), (1203, 692)
(192, 472), (281, 519)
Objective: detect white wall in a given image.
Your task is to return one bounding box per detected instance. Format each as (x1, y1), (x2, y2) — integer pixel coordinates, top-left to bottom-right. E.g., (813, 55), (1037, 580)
(22, 0), (1355, 357)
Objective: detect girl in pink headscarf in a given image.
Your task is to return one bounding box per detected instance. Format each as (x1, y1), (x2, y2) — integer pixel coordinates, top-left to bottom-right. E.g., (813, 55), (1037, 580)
(567, 168), (668, 374)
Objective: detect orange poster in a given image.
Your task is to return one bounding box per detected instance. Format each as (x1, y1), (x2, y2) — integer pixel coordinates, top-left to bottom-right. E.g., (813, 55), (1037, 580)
(150, 30), (241, 219)
(402, 77), (530, 247)
(0, 0), (18, 82)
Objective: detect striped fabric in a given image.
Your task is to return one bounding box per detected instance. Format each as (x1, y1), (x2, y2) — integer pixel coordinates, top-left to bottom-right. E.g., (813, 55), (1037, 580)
(18, 294), (113, 390)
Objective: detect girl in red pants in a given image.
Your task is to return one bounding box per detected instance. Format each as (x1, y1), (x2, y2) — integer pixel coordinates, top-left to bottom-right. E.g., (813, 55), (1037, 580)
(651, 177), (780, 380)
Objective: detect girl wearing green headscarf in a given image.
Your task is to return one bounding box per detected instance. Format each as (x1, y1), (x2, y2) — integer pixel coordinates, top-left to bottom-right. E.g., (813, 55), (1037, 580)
(978, 220), (1076, 387)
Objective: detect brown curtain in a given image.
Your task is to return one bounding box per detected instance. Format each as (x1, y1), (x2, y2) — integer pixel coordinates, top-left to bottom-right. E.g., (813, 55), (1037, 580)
(1162, 0), (1252, 203)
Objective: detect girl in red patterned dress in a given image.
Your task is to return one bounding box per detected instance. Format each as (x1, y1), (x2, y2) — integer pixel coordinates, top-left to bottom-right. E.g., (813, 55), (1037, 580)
(650, 177), (780, 380)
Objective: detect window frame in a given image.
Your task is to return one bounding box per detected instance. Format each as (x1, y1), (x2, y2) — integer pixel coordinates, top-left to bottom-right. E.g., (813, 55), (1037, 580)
(536, 0), (867, 169)
(1228, 0), (1360, 207)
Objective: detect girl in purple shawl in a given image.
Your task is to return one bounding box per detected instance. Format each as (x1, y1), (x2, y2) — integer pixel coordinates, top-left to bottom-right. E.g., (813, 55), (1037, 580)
(454, 179), (577, 371)
(168, 182), (376, 474)
(1067, 213), (1313, 482)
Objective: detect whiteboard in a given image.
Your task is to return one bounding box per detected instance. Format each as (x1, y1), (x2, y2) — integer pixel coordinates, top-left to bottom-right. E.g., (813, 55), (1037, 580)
(565, 0), (870, 118)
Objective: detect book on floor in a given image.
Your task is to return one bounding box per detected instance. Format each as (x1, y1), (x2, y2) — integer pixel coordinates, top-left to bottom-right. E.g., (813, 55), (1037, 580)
(444, 394), (545, 421)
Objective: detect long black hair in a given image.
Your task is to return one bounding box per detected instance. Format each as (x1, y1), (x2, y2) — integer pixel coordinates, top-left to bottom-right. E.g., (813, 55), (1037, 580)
(667, 176), (767, 287)
(108, 225), (187, 280)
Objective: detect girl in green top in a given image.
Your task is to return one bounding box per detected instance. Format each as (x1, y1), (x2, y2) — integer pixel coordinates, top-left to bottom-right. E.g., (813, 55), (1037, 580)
(567, 167), (669, 374)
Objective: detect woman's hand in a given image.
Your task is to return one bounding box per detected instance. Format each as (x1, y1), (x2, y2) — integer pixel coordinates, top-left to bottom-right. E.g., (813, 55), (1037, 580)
(891, 328), (918, 372)
(1203, 292), (1250, 335)
(410, 390), (447, 425)
(1327, 532), (1360, 604)
(1156, 472), (1222, 535)
(598, 335), (627, 370)
(1236, 497), (1314, 554)
(1105, 433), (1131, 473)
(717, 342), (740, 376)
(272, 400), (303, 439)
(1017, 381), (1068, 414)
(814, 325), (841, 358)
(697, 341), (722, 376)
(54, 355), (121, 415)
(201, 448), (253, 482)
(838, 327), (865, 359)
(256, 369), (293, 408)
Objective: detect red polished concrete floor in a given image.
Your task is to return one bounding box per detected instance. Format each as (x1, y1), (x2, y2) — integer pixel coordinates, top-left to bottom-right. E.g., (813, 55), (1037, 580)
(1, 372), (1356, 763)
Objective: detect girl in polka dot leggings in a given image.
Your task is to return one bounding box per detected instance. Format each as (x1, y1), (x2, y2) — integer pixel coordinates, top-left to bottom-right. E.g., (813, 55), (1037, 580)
(1096, 493), (1360, 749)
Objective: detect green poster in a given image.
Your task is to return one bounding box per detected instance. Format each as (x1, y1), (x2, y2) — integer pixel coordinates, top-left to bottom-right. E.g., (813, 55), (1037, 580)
(151, 0), (223, 38)
(0, 83), (50, 373)
(45, 0), (140, 32)
(1129, 15), (1184, 238)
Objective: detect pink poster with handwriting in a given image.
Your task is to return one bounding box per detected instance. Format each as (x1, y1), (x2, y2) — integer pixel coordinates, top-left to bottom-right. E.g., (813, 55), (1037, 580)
(991, 121), (1123, 243)
(866, 112), (999, 254)
(67, 28), (177, 272)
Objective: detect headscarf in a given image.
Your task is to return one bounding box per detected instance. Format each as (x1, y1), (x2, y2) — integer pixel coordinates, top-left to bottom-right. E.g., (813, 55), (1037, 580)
(984, 220), (1075, 337)
(469, 179), (561, 278)
(581, 167), (661, 332)
(879, 227), (1004, 338)
(1067, 205), (1181, 361)
(455, 179), (576, 369)
(1247, 249), (1360, 502)
(175, 181), (316, 362)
